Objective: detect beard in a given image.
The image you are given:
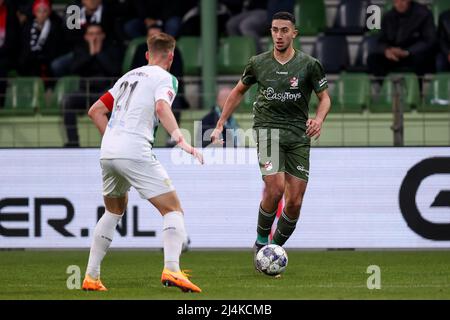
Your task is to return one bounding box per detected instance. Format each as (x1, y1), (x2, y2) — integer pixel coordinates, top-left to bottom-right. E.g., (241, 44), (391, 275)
(275, 44), (288, 53)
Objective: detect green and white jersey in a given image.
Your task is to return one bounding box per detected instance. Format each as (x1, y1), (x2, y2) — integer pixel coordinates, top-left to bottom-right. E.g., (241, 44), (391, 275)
(241, 49), (328, 139)
(101, 65), (178, 160)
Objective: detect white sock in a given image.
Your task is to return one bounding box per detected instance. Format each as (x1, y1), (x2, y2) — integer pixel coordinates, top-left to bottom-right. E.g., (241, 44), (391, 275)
(86, 210), (122, 279)
(163, 211), (186, 273)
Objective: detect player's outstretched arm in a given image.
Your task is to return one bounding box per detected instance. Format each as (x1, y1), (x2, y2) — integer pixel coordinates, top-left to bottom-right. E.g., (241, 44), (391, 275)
(210, 80), (250, 144)
(306, 89), (331, 140)
(156, 99), (204, 164)
(88, 99), (110, 136)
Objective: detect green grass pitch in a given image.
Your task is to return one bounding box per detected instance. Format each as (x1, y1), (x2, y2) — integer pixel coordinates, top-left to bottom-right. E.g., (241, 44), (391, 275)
(0, 250), (449, 299)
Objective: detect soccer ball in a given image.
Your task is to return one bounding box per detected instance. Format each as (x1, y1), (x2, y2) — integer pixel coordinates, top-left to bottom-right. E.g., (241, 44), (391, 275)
(182, 235), (191, 253)
(255, 244), (288, 276)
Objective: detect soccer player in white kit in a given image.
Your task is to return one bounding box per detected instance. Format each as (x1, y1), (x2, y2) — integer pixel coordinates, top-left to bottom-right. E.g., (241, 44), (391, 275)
(82, 33), (203, 293)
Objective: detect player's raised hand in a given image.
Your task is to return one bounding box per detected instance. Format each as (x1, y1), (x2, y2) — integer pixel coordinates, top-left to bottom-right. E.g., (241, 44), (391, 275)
(88, 38), (96, 56)
(176, 137), (204, 165)
(306, 118), (323, 140)
(191, 148), (204, 165)
(210, 127), (224, 145)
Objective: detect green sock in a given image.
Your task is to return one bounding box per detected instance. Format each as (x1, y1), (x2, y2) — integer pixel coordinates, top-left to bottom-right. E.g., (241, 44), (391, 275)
(256, 205), (277, 245)
(272, 210), (298, 246)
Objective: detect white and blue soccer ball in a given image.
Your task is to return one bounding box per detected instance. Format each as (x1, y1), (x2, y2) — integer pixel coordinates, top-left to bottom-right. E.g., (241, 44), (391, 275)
(182, 235), (191, 253)
(255, 244), (288, 276)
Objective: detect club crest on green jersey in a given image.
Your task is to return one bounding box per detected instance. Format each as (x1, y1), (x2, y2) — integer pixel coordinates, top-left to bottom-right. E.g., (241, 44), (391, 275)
(289, 76), (299, 89)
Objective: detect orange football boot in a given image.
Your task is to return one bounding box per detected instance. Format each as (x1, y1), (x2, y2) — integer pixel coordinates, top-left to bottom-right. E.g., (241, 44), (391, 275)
(161, 269), (202, 293)
(82, 274), (108, 291)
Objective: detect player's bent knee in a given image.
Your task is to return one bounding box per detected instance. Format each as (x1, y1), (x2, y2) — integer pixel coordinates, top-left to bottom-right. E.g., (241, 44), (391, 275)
(286, 203), (301, 213)
(104, 195), (127, 215)
(264, 186), (284, 202)
(149, 191), (183, 215)
(284, 201), (302, 218)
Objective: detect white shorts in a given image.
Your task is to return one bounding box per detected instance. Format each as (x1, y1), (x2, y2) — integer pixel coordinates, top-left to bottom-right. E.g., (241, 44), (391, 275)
(100, 158), (175, 199)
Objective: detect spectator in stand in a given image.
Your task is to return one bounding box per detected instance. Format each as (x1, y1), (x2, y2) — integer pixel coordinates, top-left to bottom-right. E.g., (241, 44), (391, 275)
(226, 0), (268, 53)
(221, 0), (243, 16)
(69, 0), (116, 44)
(123, 0), (195, 39)
(437, 9), (450, 72)
(15, 0), (33, 26)
(177, 1), (231, 37)
(367, 0), (436, 77)
(62, 23), (121, 147)
(18, 0), (65, 80)
(0, 0), (20, 108)
(131, 21), (189, 110)
(51, 0), (117, 77)
(197, 87), (239, 148)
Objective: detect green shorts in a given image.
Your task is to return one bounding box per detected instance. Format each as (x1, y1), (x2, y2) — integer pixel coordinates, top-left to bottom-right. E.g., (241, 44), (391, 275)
(255, 128), (310, 182)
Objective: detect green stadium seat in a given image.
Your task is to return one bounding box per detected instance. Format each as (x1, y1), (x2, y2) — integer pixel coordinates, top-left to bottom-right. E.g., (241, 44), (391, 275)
(238, 85), (258, 112)
(177, 37), (202, 76)
(294, 0), (327, 36)
(433, 0), (450, 24)
(370, 73), (419, 113)
(218, 36), (257, 75)
(419, 73), (450, 112)
(2, 77), (45, 116)
(332, 73), (371, 112)
(122, 37), (146, 74)
(7, 69), (17, 77)
(384, 1), (393, 14)
(42, 76), (81, 115)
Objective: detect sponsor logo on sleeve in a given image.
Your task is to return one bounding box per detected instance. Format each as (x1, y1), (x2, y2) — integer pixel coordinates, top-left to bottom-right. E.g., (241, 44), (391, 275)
(318, 78), (327, 87)
(167, 90), (174, 101)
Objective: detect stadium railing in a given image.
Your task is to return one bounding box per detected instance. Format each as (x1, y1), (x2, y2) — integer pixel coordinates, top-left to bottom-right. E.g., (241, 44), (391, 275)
(0, 74), (449, 148)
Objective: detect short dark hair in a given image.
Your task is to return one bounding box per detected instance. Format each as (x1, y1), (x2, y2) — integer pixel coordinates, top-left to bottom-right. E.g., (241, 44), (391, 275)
(85, 23), (104, 34)
(272, 11), (296, 25)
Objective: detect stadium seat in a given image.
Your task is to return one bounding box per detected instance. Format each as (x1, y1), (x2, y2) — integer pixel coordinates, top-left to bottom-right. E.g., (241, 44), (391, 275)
(384, 1), (393, 13)
(294, 0), (327, 36)
(329, 0), (370, 35)
(177, 37), (202, 76)
(42, 76), (81, 115)
(2, 77), (45, 115)
(332, 73), (371, 113)
(351, 34), (378, 72)
(419, 73), (450, 112)
(312, 35), (349, 73)
(239, 85), (258, 112)
(122, 37), (146, 74)
(433, 0), (450, 24)
(370, 73), (420, 113)
(218, 36), (257, 75)
(7, 69), (17, 77)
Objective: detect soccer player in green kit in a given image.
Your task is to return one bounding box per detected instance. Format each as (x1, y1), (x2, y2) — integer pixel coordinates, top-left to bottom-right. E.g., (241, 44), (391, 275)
(210, 12), (331, 266)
